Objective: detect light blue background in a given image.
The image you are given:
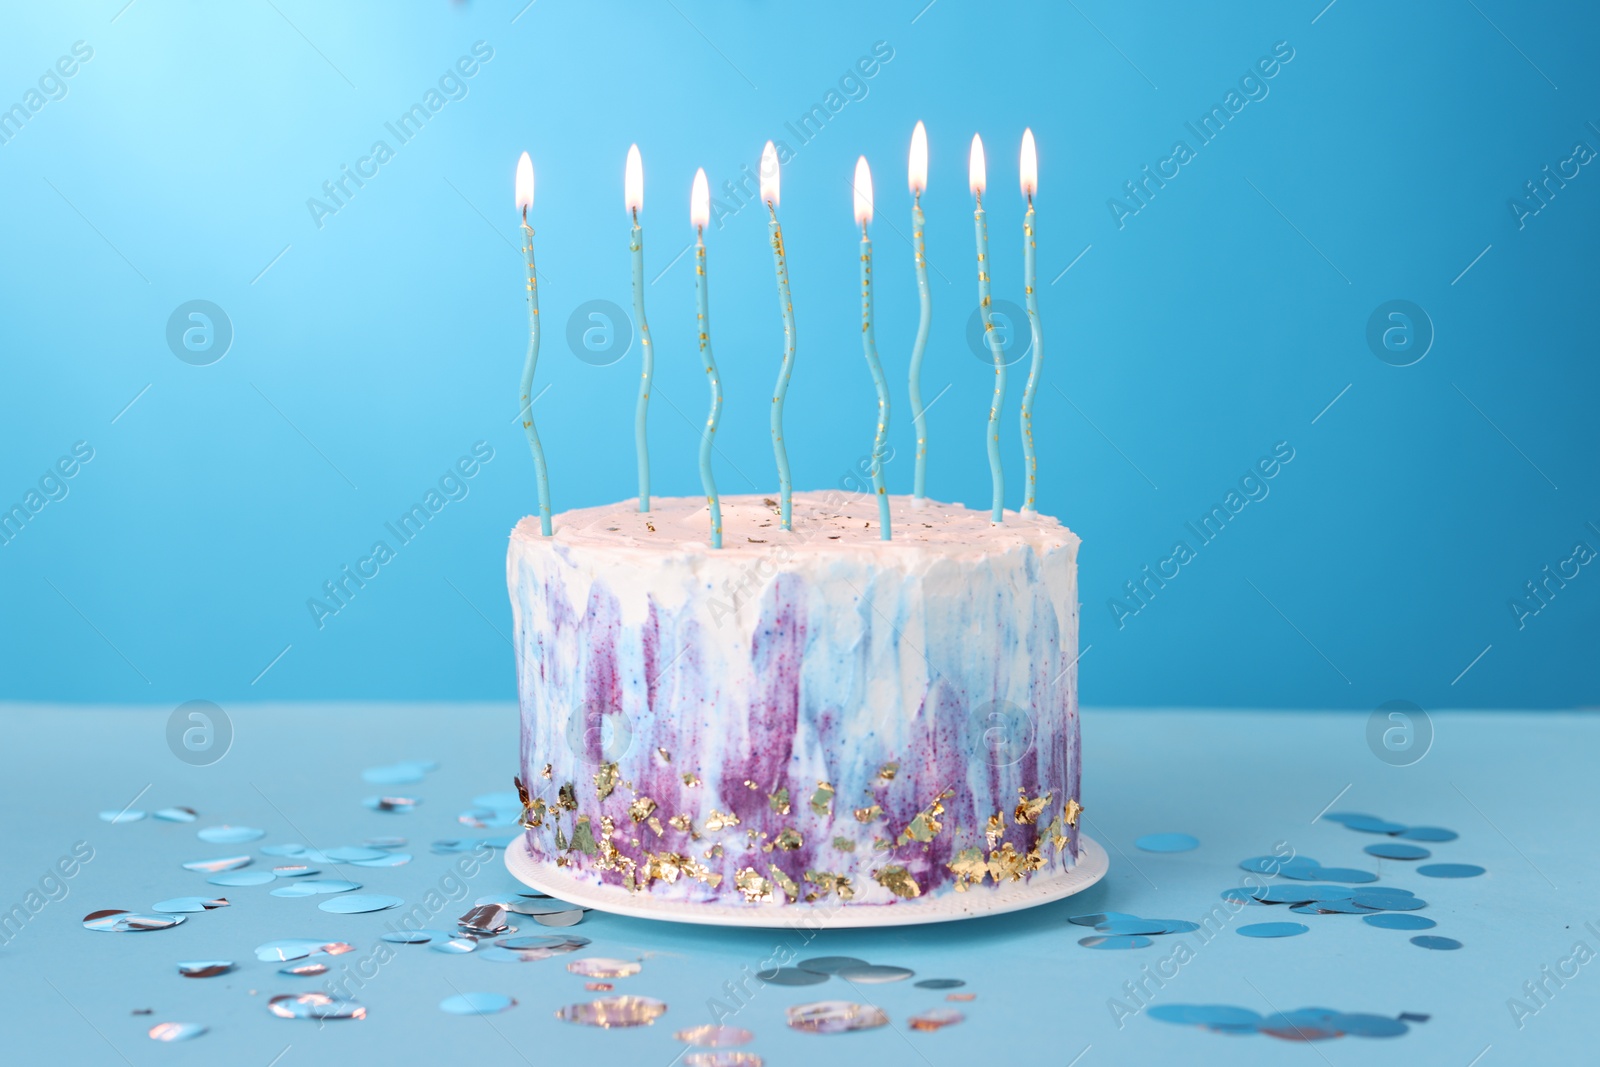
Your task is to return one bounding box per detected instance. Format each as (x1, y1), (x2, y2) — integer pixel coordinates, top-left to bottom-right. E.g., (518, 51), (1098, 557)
(2, 0), (1596, 710)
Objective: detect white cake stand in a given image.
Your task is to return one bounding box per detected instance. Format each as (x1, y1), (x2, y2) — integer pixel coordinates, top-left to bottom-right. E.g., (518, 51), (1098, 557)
(504, 833), (1108, 929)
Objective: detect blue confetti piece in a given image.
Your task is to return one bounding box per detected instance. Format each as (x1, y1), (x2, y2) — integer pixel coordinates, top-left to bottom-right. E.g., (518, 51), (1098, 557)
(1238, 922), (1309, 938)
(1410, 935), (1463, 950)
(1417, 863), (1485, 879)
(1079, 934), (1153, 949)
(1363, 912), (1436, 930)
(1135, 832), (1199, 853)
(1397, 826), (1458, 842)
(1365, 842), (1431, 861)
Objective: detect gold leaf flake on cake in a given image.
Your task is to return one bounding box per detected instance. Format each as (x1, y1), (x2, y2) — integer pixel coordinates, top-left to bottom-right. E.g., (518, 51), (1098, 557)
(768, 864), (799, 902)
(899, 789), (953, 845)
(540, 763), (553, 780)
(668, 813), (693, 833)
(681, 772), (702, 787)
(734, 867), (773, 903)
(569, 816), (599, 855)
(514, 775), (531, 809)
(832, 836), (856, 852)
(594, 762), (620, 801)
(769, 787), (791, 815)
(985, 811), (1006, 850)
(806, 870), (855, 901)
(656, 747), (671, 763)
(1062, 797), (1083, 827)
(772, 827), (803, 851)
(947, 847), (987, 890)
(628, 796), (658, 823)
(853, 804), (883, 824)
(521, 797), (547, 830)
(742, 779), (760, 791)
(985, 841), (1045, 882)
(703, 809), (740, 832)
(877, 761), (899, 781)
(557, 782), (578, 811)
(873, 865), (921, 899)
(810, 781), (835, 817)
(1014, 789), (1051, 826)
(647, 815), (664, 836)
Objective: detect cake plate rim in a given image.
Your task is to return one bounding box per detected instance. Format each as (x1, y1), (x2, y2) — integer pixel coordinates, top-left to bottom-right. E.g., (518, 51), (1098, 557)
(504, 833), (1108, 929)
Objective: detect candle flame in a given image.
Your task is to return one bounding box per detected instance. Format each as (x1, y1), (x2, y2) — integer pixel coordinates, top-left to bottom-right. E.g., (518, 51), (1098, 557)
(761, 141), (779, 208)
(625, 144), (643, 215)
(908, 120), (928, 195)
(968, 134), (986, 197)
(853, 156), (873, 227)
(1020, 128), (1037, 198)
(690, 167), (710, 229)
(515, 151), (534, 213)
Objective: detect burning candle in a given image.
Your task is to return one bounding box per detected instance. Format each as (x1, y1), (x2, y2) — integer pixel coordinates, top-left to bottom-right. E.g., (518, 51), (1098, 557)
(762, 141), (796, 531)
(626, 144), (653, 512)
(908, 120), (931, 503)
(691, 168), (723, 549)
(970, 134), (1005, 524)
(855, 156), (891, 541)
(516, 151), (553, 536)
(1018, 128), (1043, 516)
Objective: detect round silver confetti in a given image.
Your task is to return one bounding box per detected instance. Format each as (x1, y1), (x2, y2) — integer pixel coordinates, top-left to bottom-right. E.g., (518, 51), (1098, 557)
(785, 1000), (889, 1034)
(1148, 1004), (1264, 1032)
(430, 936), (479, 954)
(831, 963), (914, 983)
(318, 893), (403, 915)
(684, 1054), (762, 1067)
(794, 956), (869, 974)
(197, 825), (265, 844)
(913, 978), (966, 989)
(534, 909), (585, 927)
(757, 966), (830, 986)
(255, 939), (354, 962)
(99, 809), (146, 824)
(273, 865), (320, 878)
(556, 995), (668, 1028)
(498, 934), (590, 952)
(1079, 935), (1153, 949)
(1417, 863), (1485, 879)
(280, 962), (329, 976)
(568, 957), (641, 979)
(152, 807), (199, 823)
(1095, 919), (1168, 936)
(440, 992), (517, 1016)
(1289, 899), (1372, 915)
(207, 871), (276, 887)
(83, 910), (186, 933)
(177, 961), (235, 978)
(183, 855), (252, 873)
(1151, 919), (1202, 934)
(1238, 922), (1308, 938)
(1363, 913), (1436, 930)
(908, 1007), (965, 1032)
(1411, 935), (1463, 950)
(152, 897), (229, 913)
(279, 879), (362, 895)
(1364, 842), (1431, 861)
(674, 1025), (753, 1047)
(268, 993), (367, 1021)
(1135, 832), (1199, 853)
(363, 796), (420, 813)
(148, 1022), (207, 1042)
(1068, 911), (1143, 927)
(381, 930), (439, 944)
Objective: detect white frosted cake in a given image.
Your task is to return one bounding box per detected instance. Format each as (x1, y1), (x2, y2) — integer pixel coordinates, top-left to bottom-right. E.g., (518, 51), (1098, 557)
(506, 490), (1081, 911)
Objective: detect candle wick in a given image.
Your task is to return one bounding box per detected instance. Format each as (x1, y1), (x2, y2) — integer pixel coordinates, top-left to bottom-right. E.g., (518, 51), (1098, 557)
(521, 206), (528, 225)
(631, 207), (638, 225)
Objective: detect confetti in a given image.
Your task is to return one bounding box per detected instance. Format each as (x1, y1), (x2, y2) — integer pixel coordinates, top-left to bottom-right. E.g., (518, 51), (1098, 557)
(148, 1022), (207, 1041)
(786, 1001), (889, 1034)
(1417, 864), (1485, 879)
(197, 825), (265, 844)
(207, 871), (276, 887)
(567, 958), (641, 979)
(756, 966), (829, 986)
(913, 979), (965, 989)
(1362, 913), (1436, 931)
(99, 809), (146, 823)
(1364, 843), (1431, 861)
(1237, 922), (1308, 938)
(82, 910), (186, 933)
(318, 894), (403, 914)
(152, 897), (229, 913)
(675, 1025), (754, 1047)
(268, 993), (367, 1021)
(1078, 935), (1153, 949)
(440, 992), (517, 1015)
(177, 961), (235, 978)
(182, 855), (252, 874)
(831, 963), (913, 983)
(908, 1008), (965, 1032)
(1410, 935), (1463, 950)
(556, 995), (668, 1028)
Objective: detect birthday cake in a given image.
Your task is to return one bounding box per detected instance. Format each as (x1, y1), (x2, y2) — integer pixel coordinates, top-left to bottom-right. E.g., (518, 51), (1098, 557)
(506, 489), (1081, 911)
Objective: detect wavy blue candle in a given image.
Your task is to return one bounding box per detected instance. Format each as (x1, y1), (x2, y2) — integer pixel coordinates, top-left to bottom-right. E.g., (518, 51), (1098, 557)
(515, 151), (552, 536)
(855, 157), (891, 541)
(690, 168), (723, 549)
(970, 134), (1006, 524)
(908, 121), (931, 502)
(761, 141), (796, 531)
(626, 144), (653, 512)
(1018, 129), (1044, 516)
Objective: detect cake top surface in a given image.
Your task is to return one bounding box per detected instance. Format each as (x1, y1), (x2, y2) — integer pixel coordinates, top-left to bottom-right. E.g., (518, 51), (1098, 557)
(510, 491), (1076, 559)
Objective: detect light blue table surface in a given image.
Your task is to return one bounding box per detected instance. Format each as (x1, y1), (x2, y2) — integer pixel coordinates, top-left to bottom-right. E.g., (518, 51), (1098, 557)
(2, 704), (1594, 1066)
